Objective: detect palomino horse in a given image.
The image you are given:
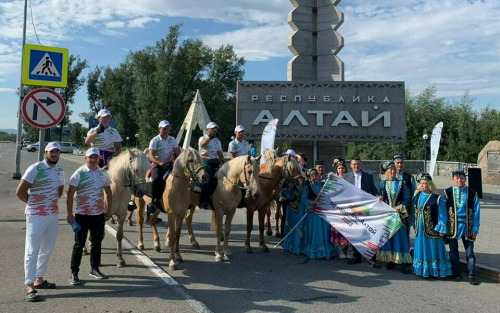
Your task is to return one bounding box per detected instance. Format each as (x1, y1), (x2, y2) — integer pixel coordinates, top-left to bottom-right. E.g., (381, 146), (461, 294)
(149, 147), (208, 270)
(265, 180), (282, 237)
(244, 151), (305, 253)
(210, 155), (261, 262)
(107, 148), (150, 267)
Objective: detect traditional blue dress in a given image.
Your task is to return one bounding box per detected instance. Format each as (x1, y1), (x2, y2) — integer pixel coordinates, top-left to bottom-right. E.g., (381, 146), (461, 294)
(281, 184), (306, 255)
(411, 192), (452, 278)
(377, 178), (413, 264)
(282, 182), (336, 259)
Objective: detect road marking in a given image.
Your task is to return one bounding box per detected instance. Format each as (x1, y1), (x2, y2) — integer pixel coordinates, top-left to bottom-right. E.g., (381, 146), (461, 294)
(105, 224), (214, 313)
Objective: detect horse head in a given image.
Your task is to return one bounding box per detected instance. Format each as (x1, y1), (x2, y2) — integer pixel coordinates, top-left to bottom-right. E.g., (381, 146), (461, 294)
(173, 147), (209, 184)
(284, 154), (306, 187)
(126, 149), (151, 197)
(241, 155), (261, 199)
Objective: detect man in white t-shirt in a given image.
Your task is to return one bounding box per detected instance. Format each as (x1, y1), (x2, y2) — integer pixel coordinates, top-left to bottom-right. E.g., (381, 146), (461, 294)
(16, 142), (65, 302)
(198, 122), (224, 209)
(148, 120), (181, 212)
(67, 147), (112, 285)
(228, 125), (250, 159)
(85, 109), (122, 168)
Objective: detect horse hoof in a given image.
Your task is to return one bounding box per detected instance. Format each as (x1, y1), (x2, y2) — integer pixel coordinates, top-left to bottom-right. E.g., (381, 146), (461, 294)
(154, 245), (161, 252)
(83, 249), (89, 256)
(117, 260), (126, 267)
(191, 242), (200, 249)
(215, 255), (224, 262)
(223, 254), (231, 261)
(261, 246), (270, 253)
(137, 244), (144, 251)
(128, 221), (133, 226)
(175, 257), (184, 263)
(245, 247), (253, 254)
(220, 236), (224, 242)
(169, 264), (177, 270)
(266, 230), (273, 236)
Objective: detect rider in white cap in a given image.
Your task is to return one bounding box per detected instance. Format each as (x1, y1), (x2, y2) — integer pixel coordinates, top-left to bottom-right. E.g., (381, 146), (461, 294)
(85, 109), (122, 168)
(147, 120), (181, 213)
(198, 122), (224, 210)
(228, 125), (250, 159)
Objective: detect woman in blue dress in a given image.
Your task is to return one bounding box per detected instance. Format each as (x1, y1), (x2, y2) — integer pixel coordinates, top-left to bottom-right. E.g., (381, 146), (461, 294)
(411, 173), (452, 278)
(376, 161), (413, 273)
(282, 169), (336, 259)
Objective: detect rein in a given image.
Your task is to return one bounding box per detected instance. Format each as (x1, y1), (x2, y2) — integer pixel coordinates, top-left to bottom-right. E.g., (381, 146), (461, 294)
(221, 162), (250, 190)
(171, 162), (204, 182)
(259, 156), (302, 184)
(123, 157), (147, 189)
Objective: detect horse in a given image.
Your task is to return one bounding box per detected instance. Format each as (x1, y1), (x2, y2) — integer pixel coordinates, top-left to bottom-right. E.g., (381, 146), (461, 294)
(265, 182), (282, 237)
(244, 151), (305, 253)
(146, 147), (208, 270)
(107, 148), (151, 267)
(210, 155), (261, 262)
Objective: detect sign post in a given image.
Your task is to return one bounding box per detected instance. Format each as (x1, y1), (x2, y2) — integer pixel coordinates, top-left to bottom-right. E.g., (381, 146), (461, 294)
(22, 88), (66, 161)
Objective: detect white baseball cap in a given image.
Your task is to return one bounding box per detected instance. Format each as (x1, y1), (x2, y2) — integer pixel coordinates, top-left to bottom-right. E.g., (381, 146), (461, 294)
(97, 109), (111, 117)
(45, 141), (61, 152)
(206, 122), (218, 129)
(85, 147), (100, 157)
(285, 149), (296, 157)
(158, 120), (171, 128)
(234, 125), (245, 132)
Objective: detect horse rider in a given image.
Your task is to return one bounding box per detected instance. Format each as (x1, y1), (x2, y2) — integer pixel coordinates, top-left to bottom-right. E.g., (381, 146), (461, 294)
(147, 120), (181, 213)
(228, 125), (250, 159)
(198, 122), (225, 210)
(85, 109), (122, 169)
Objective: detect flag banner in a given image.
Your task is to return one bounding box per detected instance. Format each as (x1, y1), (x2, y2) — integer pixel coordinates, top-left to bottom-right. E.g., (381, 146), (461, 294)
(311, 176), (404, 260)
(429, 122), (443, 178)
(260, 118), (279, 165)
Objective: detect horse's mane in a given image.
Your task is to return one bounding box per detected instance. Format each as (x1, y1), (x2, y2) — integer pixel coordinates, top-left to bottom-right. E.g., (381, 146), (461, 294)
(108, 148), (149, 182)
(172, 147), (201, 176)
(263, 149), (278, 172)
(217, 155), (256, 179)
(286, 156), (303, 176)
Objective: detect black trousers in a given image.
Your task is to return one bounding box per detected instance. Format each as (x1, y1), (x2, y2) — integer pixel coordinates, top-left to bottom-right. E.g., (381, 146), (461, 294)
(70, 214), (105, 274)
(200, 162), (219, 206)
(151, 166), (167, 205)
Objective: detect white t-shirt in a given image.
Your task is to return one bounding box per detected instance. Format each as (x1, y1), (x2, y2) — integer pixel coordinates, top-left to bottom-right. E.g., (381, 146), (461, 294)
(228, 138), (250, 157)
(22, 160), (65, 216)
(148, 135), (179, 163)
(87, 126), (122, 152)
(69, 165), (112, 215)
(198, 135), (222, 160)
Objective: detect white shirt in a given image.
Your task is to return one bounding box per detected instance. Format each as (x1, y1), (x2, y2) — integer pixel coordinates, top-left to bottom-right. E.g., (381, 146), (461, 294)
(69, 165), (112, 215)
(228, 138), (250, 157)
(22, 160), (65, 216)
(87, 126), (122, 152)
(149, 135), (179, 163)
(199, 135), (222, 160)
(354, 172), (362, 189)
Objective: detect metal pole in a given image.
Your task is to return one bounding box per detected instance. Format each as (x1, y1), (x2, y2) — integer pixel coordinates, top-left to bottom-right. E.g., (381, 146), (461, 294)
(313, 140), (318, 164)
(37, 130), (45, 161)
(423, 139), (427, 172)
(13, 0), (28, 179)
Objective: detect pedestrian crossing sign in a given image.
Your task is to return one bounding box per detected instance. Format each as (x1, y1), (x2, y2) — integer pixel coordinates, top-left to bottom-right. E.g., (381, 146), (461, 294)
(22, 44), (68, 88)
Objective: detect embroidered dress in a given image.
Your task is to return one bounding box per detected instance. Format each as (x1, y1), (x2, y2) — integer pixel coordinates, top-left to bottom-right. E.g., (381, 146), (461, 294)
(411, 192), (452, 278)
(281, 185), (306, 255)
(377, 178), (412, 264)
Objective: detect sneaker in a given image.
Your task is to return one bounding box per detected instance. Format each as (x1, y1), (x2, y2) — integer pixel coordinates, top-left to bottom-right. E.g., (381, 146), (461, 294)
(89, 268), (108, 279)
(70, 273), (81, 285)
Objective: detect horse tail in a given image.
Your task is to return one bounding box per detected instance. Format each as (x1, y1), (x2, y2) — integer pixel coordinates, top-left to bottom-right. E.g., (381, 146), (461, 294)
(210, 210), (217, 232)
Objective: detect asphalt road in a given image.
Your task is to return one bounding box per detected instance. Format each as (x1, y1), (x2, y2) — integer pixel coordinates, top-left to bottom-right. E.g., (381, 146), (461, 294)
(0, 142), (499, 313)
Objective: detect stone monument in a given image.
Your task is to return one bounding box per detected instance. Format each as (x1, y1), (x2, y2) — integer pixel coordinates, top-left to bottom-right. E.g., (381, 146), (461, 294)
(477, 140), (500, 185)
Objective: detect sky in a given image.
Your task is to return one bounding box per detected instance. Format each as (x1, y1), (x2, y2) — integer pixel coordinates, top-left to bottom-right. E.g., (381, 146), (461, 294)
(1, 0), (499, 131)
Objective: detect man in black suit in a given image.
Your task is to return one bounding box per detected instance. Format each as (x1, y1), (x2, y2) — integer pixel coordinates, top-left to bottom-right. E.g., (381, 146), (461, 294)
(343, 156), (381, 268)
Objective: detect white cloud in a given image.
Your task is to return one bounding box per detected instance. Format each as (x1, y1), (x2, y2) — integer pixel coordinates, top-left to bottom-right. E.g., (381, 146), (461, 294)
(0, 88), (16, 93)
(106, 21), (126, 29)
(127, 17), (160, 28)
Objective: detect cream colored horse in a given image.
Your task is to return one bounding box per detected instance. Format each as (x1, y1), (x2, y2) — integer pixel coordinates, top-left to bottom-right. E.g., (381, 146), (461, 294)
(107, 149), (150, 267)
(210, 155), (261, 262)
(151, 147), (208, 270)
(245, 151), (305, 253)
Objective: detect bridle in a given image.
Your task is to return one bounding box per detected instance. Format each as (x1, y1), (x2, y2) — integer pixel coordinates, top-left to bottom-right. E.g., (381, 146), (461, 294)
(259, 156), (303, 185)
(221, 160), (252, 191)
(123, 157), (147, 191)
(170, 159), (205, 182)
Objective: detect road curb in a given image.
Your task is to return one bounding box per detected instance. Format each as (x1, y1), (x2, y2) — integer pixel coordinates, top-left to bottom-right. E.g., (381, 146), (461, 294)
(461, 260), (500, 283)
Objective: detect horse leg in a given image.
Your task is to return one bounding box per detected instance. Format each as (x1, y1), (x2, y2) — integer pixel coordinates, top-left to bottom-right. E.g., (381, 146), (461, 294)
(174, 213), (184, 263)
(223, 211), (236, 261)
(274, 200), (281, 238)
(116, 214), (127, 267)
(258, 207), (270, 253)
(150, 209), (161, 252)
(185, 205), (200, 249)
(245, 207), (255, 254)
(136, 197), (145, 250)
(214, 210), (224, 262)
(167, 212), (177, 270)
(265, 201), (273, 236)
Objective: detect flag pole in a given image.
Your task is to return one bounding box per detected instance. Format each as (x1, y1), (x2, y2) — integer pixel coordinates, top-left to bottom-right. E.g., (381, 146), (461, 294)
(273, 208), (311, 248)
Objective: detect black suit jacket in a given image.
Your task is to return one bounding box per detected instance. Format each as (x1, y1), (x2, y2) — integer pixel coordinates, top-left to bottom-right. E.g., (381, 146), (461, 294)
(343, 171), (379, 196)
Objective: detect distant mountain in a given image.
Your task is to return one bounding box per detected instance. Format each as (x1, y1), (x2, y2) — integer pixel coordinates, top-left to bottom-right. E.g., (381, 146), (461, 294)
(0, 129), (17, 134)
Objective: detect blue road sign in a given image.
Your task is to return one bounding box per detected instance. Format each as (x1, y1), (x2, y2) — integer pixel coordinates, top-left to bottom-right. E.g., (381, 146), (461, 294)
(22, 44), (68, 87)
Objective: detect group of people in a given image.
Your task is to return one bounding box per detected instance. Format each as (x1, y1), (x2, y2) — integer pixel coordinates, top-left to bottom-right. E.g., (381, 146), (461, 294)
(16, 108), (481, 302)
(279, 153), (481, 286)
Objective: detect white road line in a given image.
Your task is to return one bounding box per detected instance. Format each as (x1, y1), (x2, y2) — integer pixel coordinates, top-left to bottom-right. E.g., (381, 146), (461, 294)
(105, 224), (214, 313)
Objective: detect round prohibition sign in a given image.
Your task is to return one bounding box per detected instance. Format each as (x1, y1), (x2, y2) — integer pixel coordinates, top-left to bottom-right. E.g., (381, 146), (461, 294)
(22, 88), (66, 129)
